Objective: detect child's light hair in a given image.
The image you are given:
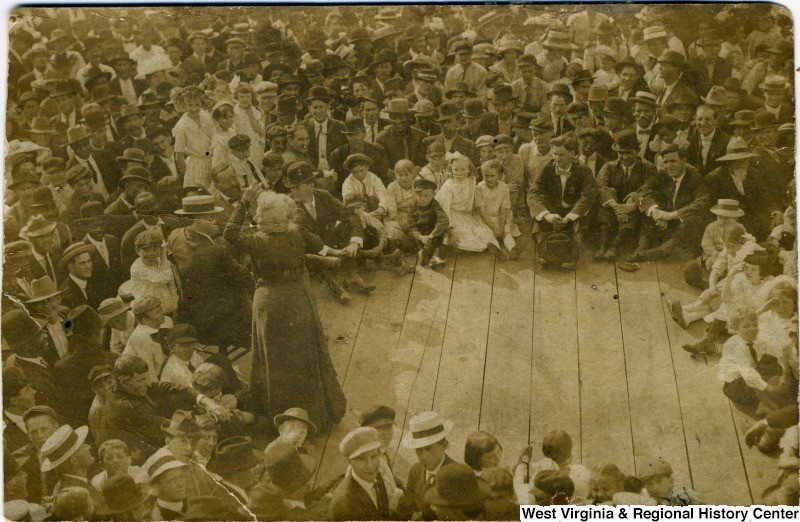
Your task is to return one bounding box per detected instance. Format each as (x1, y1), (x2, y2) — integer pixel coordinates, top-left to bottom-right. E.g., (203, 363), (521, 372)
(394, 159), (417, 176)
(447, 152), (473, 169)
(256, 191), (296, 225)
(480, 159), (504, 177)
(728, 307), (758, 332)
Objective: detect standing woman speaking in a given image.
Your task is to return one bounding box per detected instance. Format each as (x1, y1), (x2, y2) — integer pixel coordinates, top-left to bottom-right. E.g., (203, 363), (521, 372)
(224, 190), (346, 433)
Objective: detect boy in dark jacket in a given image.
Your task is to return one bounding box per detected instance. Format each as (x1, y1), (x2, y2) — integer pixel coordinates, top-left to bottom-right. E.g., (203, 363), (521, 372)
(409, 178), (449, 268)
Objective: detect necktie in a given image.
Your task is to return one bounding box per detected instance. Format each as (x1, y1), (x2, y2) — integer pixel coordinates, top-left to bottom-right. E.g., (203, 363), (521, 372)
(671, 178), (679, 209)
(188, 361), (196, 372)
(375, 476), (390, 515)
(747, 342), (758, 365)
(426, 472), (435, 487)
(317, 124), (326, 161)
(45, 253), (56, 283)
(402, 136), (409, 159)
(306, 202), (317, 220)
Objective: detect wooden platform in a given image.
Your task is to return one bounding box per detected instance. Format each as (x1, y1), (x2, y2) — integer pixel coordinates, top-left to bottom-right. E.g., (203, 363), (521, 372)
(296, 233), (779, 505)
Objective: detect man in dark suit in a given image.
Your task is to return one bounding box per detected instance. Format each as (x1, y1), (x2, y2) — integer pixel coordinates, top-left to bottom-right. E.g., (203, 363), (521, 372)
(330, 427), (393, 520)
(596, 130), (657, 260)
(1, 309), (58, 410)
(700, 139), (783, 242)
(303, 87), (348, 173)
(527, 135), (598, 269)
(104, 167), (153, 222)
(376, 99), (427, 168)
(120, 192), (180, 271)
(654, 51), (698, 106)
(330, 116), (391, 193)
(360, 95), (390, 144)
(755, 75), (794, 125)
(630, 144), (708, 261)
(58, 242), (103, 310)
(17, 405), (61, 504)
(65, 125), (120, 199)
(76, 201), (122, 302)
(421, 102), (479, 167)
(686, 105), (732, 175)
(2, 366), (37, 453)
(287, 161), (373, 303)
(206, 436), (264, 507)
(396, 411), (456, 521)
(108, 53), (147, 106)
(629, 91), (660, 163)
(685, 38), (733, 97)
(19, 215), (63, 284)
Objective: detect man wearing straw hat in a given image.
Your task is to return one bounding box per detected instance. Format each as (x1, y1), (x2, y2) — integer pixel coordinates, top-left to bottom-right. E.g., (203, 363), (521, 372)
(396, 411), (456, 520)
(40, 424), (104, 509)
(701, 137), (783, 241)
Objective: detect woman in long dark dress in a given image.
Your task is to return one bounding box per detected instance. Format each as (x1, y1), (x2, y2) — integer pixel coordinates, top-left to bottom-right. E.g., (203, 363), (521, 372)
(224, 191), (346, 433)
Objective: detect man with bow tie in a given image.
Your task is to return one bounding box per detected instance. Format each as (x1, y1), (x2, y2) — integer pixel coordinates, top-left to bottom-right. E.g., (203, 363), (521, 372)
(629, 91), (660, 163)
(527, 135), (598, 269)
(630, 144), (707, 261)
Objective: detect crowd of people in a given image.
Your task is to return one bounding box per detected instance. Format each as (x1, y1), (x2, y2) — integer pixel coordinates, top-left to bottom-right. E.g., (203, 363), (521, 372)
(2, 3), (798, 520)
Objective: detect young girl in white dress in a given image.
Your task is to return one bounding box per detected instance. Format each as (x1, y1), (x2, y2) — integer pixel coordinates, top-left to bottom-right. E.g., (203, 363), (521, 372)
(210, 100), (238, 171)
(172, 86), (214, 191)
(435, 154), (505, 258)
(130, 230), (181, 317)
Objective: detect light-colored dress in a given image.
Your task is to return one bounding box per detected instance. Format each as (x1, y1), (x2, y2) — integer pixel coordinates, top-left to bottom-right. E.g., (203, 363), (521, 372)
(436, 176), (499, 252)
(210, 123), (238, 170)
(173, 110), (214, 189)
(130, 257), (181, 315)
(475, 180), (521, 251)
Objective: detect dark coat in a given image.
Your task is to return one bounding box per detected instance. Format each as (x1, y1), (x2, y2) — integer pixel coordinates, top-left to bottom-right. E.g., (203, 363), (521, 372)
(7, 357), (58, 410)
(686, 128), (732, 176)
(330, 473), (393, 521)
(685, 58), (733, 97)
(102, 382), (198, 457)
(597, 157), (656, 205)
(700, 165), (783, 241)
(396, 454), (456, 520)
(655, 79), (697, 107)
(303, 118), (348, 170)
(53, 334), (117, 427)
(294, 189), (364, 248)
(103, 194), (137, 217)
(81, 234), (122, 303)
(3, 412), (28, 453)
(58, 275), (102, 310)
(109, 76), (148, 100)
(755, 105), (794, 125)
(13, 443), (47, 503)
(637, 165), (707, 222)
(66, 150), (122, 195)
(376, 125), (427, 167)
(527, 160), (598, 219)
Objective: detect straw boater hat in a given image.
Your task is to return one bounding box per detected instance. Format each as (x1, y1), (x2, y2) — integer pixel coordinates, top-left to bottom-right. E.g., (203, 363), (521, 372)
(542, 30), (578, 51)
(59, 242), (96, 270)
(40, 425), (90, 472)
(711, 199), (745, 218)
(630, 91), (658, 107)
(402, 411), (454, 449)
(642, 25), (668, 42)
(24, 276), (63, 304)
(759, 75), (790, 92)
(716, 137), (759, 162)
(142, 448), (187, 482)
(174, 195), (224, 215)
(339, 427), (382, 459)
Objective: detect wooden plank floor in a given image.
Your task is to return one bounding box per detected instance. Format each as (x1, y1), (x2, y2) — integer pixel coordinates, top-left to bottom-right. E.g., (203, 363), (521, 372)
(304, 250), (782, 504)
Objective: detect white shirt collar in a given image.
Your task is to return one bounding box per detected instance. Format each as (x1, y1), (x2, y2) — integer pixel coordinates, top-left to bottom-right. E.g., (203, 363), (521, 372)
(4, 411), (26, 433)
(85, 235), (107, 249)
(69, 273), (88, 289)
(425, 455), (447, 481)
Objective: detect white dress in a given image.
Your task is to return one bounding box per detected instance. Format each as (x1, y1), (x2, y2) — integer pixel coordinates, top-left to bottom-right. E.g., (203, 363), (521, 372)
(130, 257), (180, 315)
(173, 110), (214, 190)
(436, 177), (499, 252)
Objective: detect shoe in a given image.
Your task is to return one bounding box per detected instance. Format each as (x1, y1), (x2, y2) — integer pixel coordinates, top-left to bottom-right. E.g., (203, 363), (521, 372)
(328, 280), (351, 305)
(384, 249), (404, 266)
(509, 244), (523, 260)
(429, 256), (447, 269)
(393, 262), (417, 276)
(561, 261), (577, 270)
(363, 259), (377, 271)
(537, 258), (549, 269)
(757, 428), (784, 455)
(487, 243), (508, 261)
(344, 276), (377, 294)
(682, 338), (716, 355)
(603, 248), (616, 261)
(593, 249), (605, 261)
(618, 261), (640, 272)
(668, 300), (688, 329)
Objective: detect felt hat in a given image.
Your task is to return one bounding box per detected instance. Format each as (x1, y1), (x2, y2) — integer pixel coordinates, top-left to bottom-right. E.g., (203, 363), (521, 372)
(542, 30), (578, 51)
(701, 86), (728, 106)
(164, 324), (199, 345)
(463, 98), (484, 118)
(402, 411), (453, 449)
(614, 56), (645, 76)
(162, 410), (198, 437)
(174, 195), (224, 215)
(115, 148), (147, 166)
(759, 75), (790, 92)
(370, 26), (401, 44)
(493, 83), (514, 104)
(98, 297), (130, 322)
(97, 474), (147, 516)
(637, 456), (673, 481)
(413, 178), (438, 191)
(342, 116), (366, 135)
(40, 425), (90, 472)
(721, 77), (746, 98)
(654, 114), (681, 133)
(657, 50), (686, 67)
(630, 90), (658, 107)
(530, 116), (554, 132)
(321, 54), (350, 75)
(642, 25), (668, 42)
(303, 59), (324, 77)
(143, 448), (187, 481)
(3, 367), (28, 399)
(116, 104), (142, 128)
(513, 112), (536, 128)
(66, 125), (96, 146)
(274, 407), (318, 437)
(20, 214), (57, 238)
(436, 101), (461, 123)
(65, 164), (92, 185)
(59, 242), (95, 270)
(343, 153), (373, 170)
(495, 35), (524, 54)
(67, 305), (104, 337)
(413, 99), (436, 118)
(570, 69), (594, 86)
(130, 295), (161, 316)
(270, 94), (302, 116)
(730, 110), (755, 127)
(7, 164), (41, 190)
(137, 92), (165, 111)
(753, 111), (779, 130)
(284, 161), (318, 188)
(587, 84), (609, 102)
(369, 49), (397, 70)
(546, 83), (573, 103)
(717, 137), (759, 162)
(386, 98), (411, 115)
(445, 81), (477, 99)
(24, 276), (62, 304)
(2, 309), (41, 348)
(207, 436), (263, 474)
(264, 440), (316, 494)
(305, 86), (333, 104)
(359, 405), (396, 428)
(612, 129), (640, 152)
(711, 199), (745, 218)
(517, 53), (539, 71)
(339, 427), (382, 459)
(664, 89), (698, 108)
(424, 462), (491, 509)
(119, 166), (152, 187)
